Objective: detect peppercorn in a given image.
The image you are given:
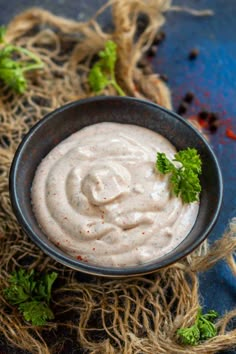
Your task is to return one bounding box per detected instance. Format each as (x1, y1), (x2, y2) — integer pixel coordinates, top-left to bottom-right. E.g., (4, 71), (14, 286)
(198, 111), (209, 120)
(153, 31), (166, 45)
(183, 92), (194, 103)
(137, 58), (148, 68)
(208, 113), (219, 124)
(147, 45), (158, 57)
(159, 74), (168, 82)
(177, 102), (188, 115)
(188, 48), (199, 60)
(209, 124), (218, 133)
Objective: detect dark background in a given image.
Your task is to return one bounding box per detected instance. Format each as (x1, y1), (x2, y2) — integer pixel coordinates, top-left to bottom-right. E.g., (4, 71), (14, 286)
(0, 0), (235, 353)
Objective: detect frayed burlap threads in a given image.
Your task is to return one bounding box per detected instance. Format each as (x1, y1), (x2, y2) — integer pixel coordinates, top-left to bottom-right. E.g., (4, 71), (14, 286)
(0, 1), (235, 353)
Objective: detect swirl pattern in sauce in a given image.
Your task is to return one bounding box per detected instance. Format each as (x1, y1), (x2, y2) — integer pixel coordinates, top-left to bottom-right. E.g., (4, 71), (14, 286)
(31, 123), (199, 267)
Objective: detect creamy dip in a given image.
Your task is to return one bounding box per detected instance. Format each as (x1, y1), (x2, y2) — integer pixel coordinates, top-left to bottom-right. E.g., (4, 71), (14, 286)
(31, 123), (199, 267)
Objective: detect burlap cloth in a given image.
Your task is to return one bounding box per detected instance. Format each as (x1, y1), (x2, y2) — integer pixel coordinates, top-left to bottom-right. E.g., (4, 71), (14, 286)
(0, 1), (235, 353)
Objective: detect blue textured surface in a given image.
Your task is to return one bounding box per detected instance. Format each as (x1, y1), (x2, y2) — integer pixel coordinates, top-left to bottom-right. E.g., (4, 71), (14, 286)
(156, 2), (236, 353)
(0, 0), (235, 353)
(156, 0), (236, 309)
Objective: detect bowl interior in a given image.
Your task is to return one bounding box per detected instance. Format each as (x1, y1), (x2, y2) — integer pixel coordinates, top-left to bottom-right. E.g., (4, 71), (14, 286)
(10, 97), (223, 276)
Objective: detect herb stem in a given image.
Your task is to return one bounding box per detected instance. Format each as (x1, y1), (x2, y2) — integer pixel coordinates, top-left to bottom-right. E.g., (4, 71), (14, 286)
(111, 79), (125, 96)
(10, 45), (44, 67)
(110, 70), (125, 96)
(22, 63), (44, 72)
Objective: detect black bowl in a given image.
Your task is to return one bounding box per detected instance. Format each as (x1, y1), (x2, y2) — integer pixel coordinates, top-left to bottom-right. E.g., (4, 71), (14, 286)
(9, 96), (223, 277)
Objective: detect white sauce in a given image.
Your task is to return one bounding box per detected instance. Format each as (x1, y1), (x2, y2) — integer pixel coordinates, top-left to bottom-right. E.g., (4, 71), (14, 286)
(31, 123), (199, 267)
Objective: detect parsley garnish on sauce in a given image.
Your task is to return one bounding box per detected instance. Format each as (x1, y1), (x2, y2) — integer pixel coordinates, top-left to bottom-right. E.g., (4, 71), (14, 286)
(156, 147), (202, 203)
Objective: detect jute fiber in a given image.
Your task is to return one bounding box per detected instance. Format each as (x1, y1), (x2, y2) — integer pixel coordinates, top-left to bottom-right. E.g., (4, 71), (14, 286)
(0, 1), (235, 353)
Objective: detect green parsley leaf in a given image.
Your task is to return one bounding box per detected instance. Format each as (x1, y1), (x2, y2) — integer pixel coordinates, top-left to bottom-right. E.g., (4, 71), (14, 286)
(197, 309), (218, 340)
(88, 64), (109, 92)
(171, 168), (201, 203)
(0, 30), (43, 93)
(36, 272), (58, 303)
(156, 148), (202, 203)
(177, 324), (200, 346)
(0, 25), (6, 43)
(4, 269), (58, 326)
(88, 40), (125, 96)
(99, 39), (117, 73)
(202, 310), (218, 321)
(4, 269), (36, 304)
(156, 152), (175, 174)
(0, 57), (27, 93)
(174, 147), (202, 174)
(177, 308), (218, 346)
(19, 300), (54, 326)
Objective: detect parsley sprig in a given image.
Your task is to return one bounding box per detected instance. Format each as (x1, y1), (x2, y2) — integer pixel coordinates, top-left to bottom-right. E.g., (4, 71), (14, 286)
(177, 308), (218, 345)
(0, 25), (44, 93)
(4, 269), (58, 326)
(156, 147), (202, 203)
(88, 40), (125, 96)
